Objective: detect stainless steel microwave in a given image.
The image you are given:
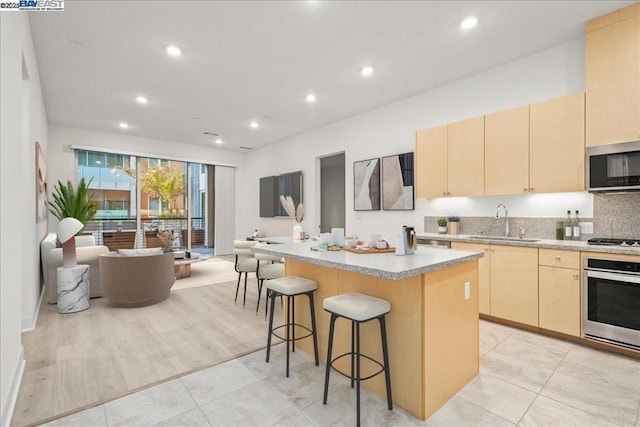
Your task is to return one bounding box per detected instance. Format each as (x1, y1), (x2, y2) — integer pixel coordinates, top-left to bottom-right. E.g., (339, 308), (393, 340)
(587, 140), (640, 192)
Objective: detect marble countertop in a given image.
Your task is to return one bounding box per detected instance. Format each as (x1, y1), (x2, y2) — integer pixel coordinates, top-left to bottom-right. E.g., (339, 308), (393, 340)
(417, 233), (640, 256)
(252, 241), (483, 280)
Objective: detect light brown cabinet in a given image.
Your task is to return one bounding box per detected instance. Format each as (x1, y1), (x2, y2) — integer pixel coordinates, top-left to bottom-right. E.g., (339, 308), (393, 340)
(452, 243), (538, 324)
(489, 245), (539, 327)
(451, 242), (491, 314)
(447, 117), (485, 197)
(538, 249), (581, 337)
(484, 106), (529, 196)
(585, 3), (640, 146)
(530, 93), (585, 193)
(415, 126), (447, 199)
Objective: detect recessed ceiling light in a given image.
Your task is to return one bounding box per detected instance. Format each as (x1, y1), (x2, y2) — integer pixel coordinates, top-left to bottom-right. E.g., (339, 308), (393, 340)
(250, 121), (259, 129)
(118, 122), (129, 129)
(306, 94), (317, 103)
(215, 138), (223, 144)
(135, 95), (148, 104)
(166, 45), (182, 57)
(361, 66), (374, 77)
(460, 16), (478, 29)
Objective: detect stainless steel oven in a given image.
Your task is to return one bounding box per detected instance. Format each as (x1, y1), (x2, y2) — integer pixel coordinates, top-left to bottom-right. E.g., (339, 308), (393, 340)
(583, 257), (640, 350)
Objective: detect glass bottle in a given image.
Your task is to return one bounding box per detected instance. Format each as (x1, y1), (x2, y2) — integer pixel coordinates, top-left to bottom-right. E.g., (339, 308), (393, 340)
(573, 210), (581, 240)
(564, 210), (573, 240)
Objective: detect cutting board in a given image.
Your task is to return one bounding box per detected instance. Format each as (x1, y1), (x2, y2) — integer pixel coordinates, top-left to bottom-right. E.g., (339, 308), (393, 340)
(343, 246), (396, 254)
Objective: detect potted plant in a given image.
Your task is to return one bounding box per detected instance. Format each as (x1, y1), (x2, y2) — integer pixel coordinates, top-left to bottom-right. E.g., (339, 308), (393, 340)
(48, 178), (96, 269)
(49, 178), (96, 227)
(437, 217), (448, 234)
(447, 216), (460, 235)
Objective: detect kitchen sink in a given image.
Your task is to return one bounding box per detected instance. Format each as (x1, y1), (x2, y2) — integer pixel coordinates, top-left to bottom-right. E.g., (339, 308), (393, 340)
(469, 235), (540, 243)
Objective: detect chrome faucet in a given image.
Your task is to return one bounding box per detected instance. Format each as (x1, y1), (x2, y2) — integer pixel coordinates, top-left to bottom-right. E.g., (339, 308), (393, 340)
(496, 204), (509, 237)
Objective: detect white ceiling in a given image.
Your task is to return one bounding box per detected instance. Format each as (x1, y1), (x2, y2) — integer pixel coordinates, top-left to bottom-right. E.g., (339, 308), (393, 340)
(29, 0), (634, 152)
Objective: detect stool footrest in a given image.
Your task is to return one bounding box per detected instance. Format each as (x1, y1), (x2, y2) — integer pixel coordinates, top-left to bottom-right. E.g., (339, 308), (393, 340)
(271, 324), (315, 343)
(329, 352), (385, 382)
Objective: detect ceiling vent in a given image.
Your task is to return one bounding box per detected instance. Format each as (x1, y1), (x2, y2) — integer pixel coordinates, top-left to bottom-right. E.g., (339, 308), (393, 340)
(203, 131), (220, 137)
(240, 146), (252, 151)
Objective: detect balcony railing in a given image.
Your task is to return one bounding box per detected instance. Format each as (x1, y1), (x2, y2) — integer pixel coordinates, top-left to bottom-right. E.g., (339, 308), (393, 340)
(84, 217), (205, 251)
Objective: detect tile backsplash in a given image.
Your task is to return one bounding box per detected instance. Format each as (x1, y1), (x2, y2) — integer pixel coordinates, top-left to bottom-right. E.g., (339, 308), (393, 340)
(424, 192), (640, 240)
(593, 193), (640, 238)
(423, 216), (580, 240)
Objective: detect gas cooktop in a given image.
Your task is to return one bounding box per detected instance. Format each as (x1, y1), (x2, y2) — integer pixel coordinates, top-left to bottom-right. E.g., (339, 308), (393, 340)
(587, 238), (640, 247)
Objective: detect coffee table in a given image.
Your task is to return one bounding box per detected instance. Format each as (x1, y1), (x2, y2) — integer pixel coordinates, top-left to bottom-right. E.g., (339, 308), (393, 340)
(174, 253), (202, 279)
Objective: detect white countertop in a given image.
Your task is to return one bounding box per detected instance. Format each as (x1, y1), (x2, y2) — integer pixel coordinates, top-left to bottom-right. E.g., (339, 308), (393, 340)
(252, 241), (483, 280)
(417, 233), (640, 256)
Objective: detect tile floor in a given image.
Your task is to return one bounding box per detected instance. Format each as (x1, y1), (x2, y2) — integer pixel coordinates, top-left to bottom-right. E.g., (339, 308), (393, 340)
(42, 321), (640, 427)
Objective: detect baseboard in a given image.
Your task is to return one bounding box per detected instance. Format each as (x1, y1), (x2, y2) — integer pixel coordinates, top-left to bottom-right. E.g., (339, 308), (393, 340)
(1, 346), (25, 427)
(21, 286), (44, 331)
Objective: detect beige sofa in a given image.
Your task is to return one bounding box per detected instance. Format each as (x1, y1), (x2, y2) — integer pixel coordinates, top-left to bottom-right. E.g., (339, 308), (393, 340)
(41, 233), (109, 304)
(99, 251), (176, 307)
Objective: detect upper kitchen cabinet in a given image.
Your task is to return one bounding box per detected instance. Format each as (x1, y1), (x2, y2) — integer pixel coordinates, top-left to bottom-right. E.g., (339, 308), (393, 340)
(585, 3), (640, 147)
(416, 125), (448, 198)
(485, 106), (529, 195)
(447, 116), (485, 197)
(530, 93), (585, 193)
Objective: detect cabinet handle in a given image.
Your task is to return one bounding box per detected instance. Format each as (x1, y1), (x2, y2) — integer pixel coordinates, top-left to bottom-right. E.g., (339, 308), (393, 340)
(443, 192), (447, 196)
(523, 188), (528, 192)
(555, 256), (561, 260)
(573, 273), (579, 279)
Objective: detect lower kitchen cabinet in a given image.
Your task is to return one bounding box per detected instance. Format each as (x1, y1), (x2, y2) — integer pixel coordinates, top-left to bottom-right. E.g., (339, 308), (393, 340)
(490, 245), (539, 326)
(538, 266), (581, 337)
(451, 242), (491, 314)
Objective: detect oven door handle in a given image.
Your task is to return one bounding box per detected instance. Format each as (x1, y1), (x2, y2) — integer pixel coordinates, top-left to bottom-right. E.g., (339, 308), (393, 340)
(585, 269), (640, 284)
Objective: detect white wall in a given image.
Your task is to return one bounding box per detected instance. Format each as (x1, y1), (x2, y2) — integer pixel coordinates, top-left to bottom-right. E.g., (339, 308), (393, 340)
(241, 38), (593, 240)
(47, 124), (247, 236)
(1, 12), (48, 427)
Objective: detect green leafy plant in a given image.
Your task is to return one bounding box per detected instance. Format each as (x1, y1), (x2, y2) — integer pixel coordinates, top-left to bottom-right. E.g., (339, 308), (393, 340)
(437, 217), (448, 227)
(49, 178), (97, 229)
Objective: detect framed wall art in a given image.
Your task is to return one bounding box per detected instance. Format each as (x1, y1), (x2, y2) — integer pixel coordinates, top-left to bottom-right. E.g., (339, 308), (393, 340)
(35, 141), (48, 222)
(382, 152), (414, 210)
(353, 158), (380, 211)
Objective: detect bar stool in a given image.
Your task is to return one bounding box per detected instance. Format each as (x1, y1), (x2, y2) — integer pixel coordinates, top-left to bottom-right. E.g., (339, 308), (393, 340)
(322, 292), (392, 427)
(266, 276), (319, 377)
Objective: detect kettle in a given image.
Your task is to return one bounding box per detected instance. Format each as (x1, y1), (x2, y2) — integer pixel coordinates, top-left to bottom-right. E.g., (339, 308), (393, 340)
(402, 226), (417, 255)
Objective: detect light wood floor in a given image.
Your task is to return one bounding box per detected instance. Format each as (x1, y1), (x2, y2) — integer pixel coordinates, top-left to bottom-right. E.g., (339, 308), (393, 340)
(13, 258), (277, 427)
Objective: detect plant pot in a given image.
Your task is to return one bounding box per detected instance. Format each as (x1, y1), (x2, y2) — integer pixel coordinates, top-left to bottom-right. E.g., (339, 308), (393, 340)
(438, 226), (448, 234)
(449, 222), (459, 235)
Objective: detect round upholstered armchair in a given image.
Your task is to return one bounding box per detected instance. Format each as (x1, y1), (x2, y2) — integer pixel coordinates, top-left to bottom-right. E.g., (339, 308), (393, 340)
(99, 250), (176, 307)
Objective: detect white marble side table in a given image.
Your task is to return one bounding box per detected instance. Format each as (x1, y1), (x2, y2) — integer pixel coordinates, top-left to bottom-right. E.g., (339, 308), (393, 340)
(57, 264), (90, 314)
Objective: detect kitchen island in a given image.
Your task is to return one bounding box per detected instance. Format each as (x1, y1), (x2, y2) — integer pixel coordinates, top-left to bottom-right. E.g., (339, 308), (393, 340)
(253, 242), (483, 420)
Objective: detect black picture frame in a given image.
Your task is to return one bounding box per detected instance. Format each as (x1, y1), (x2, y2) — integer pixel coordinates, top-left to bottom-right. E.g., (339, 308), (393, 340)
(382, 152), (414, 210)
(353, 158), (380, 211)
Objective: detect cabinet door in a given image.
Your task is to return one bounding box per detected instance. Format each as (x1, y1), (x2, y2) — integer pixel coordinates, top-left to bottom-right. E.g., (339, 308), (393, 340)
(447, 116), (485, 197)
(452, 242), (491, 315)
(539, 266), (581, 337)
(416, 126), (447, 199)
(586, 5), (640, 146)
(490, 245), (539, 326)
(484, 106), (529, 196)
(530, 93), (585, 193)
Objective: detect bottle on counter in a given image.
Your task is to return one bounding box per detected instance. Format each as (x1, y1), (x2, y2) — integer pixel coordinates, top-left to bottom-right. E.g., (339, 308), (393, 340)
(564, 210), (573, 240)
(573, 210), (581, 240)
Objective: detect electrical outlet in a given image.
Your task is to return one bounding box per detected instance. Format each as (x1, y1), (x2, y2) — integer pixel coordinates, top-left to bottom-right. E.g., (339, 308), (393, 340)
(580, 222), (594, 235)
(464, 282), (470, 300)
